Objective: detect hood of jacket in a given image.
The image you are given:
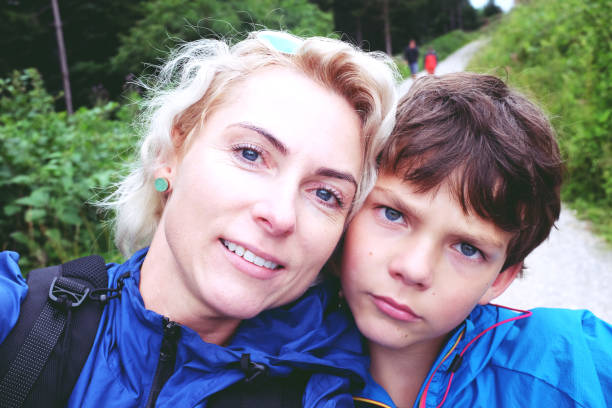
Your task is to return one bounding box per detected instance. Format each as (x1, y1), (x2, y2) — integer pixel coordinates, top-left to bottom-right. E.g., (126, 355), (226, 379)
(69, 248), (368, 407)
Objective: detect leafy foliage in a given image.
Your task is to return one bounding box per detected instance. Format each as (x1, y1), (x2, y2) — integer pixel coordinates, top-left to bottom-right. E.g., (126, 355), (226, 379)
(1, 0), (331, 109)
(0, 69), (133, 268)
(0, 0), (143, 109)
(469, 0), (612, 242)
(111, 0), (334, 77)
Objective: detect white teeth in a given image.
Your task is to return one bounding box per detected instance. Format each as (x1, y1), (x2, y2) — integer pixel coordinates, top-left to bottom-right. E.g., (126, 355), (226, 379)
(222, 240), (279, 270)
(253, 256), (265, 266)
(244, 250), (255, 262)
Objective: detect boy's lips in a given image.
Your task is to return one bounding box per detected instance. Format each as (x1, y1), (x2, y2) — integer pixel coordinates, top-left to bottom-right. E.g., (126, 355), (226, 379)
(371, 295), (421, 322)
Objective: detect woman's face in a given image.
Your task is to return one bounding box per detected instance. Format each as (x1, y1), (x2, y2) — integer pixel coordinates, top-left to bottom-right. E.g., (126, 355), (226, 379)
(154, 67), (362, 322)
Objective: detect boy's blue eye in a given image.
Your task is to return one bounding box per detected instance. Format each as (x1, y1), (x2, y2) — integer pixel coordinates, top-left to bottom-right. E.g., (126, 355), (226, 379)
(384, 207), (402, 221)
(459, 243), (479, 258)
(242, 148), (259, 161)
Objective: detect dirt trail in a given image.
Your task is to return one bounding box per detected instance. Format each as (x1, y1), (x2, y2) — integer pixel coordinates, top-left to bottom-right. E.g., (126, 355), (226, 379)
(399, 40), (612, 323)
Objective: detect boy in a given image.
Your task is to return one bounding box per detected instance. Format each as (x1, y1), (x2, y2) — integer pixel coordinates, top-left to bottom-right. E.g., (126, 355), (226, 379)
(340, 73), (612, 407)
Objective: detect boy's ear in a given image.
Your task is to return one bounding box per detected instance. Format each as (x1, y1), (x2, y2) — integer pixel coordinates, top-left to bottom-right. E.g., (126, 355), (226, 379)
(478, 262), (522, 305)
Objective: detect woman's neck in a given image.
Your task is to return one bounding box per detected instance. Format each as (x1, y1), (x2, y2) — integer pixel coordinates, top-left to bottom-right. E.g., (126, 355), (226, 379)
(139, 233), (241, 346)
(368, 336), (445, 408)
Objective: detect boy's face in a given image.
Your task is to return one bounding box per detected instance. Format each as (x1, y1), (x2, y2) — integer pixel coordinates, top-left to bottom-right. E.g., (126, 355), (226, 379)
(341, 172), (520, 352)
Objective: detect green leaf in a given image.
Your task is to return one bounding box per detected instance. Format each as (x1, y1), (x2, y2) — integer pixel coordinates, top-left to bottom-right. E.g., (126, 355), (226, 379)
(25, 208), (46, 222)
(15, 188), (50, 207)
(4, 204), (20, 216)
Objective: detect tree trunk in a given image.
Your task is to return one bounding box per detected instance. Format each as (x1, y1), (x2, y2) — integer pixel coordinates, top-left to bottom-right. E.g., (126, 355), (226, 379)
(457, 1), (463, 30)
(51, 0), (73, 115)
(382, 0), (392, 55)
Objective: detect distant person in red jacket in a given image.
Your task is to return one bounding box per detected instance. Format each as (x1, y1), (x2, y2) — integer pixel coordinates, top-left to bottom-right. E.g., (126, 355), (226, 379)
(424, 47), (438, 74)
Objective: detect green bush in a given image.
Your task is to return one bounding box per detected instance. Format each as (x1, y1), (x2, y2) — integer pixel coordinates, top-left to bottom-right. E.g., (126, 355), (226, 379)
(468, 0), (612, 243)
(0, 69), (133, 269)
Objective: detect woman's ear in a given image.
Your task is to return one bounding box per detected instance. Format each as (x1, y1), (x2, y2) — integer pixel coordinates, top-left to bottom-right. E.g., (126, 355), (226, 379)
(478, 262), (522, 305)
(154, 142), (180, 194)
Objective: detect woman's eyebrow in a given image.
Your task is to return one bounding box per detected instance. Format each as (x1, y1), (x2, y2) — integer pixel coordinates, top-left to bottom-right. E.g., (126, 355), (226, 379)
(229, 122), (288, 155)
(230, 122), (357, 188)
(315, 168), (357, 189)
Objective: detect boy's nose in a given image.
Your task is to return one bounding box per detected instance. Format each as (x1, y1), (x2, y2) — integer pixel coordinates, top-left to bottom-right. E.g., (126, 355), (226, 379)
(388, 243), (435, 289)
(251, 184), (297, 237)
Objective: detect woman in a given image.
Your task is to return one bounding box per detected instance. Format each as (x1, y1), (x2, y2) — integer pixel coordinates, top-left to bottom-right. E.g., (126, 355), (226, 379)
(0, 31), (397, 407)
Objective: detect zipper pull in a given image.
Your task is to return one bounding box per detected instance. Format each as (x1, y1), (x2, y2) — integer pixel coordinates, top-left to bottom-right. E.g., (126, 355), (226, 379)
(160, 318), (180, 361)
(145, 317), (181, 408)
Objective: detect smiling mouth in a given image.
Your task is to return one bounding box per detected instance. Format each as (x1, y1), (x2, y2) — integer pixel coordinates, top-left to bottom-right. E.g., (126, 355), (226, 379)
(221, 239), (282, 270)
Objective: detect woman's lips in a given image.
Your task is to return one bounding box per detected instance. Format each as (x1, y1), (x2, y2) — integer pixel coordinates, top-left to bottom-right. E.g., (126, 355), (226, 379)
(220, 238), (284, 280)
(371, 295), (421, 322)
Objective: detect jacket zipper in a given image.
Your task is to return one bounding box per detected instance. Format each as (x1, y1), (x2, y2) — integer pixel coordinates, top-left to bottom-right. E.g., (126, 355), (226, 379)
(145, 317), (181, 408)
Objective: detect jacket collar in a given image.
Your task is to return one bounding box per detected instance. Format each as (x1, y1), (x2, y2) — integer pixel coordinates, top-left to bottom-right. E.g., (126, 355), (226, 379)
(106, 248), (368, 406)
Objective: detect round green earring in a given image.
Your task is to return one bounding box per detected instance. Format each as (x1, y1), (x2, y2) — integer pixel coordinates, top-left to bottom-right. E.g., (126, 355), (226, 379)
(154, 177), (169, 192)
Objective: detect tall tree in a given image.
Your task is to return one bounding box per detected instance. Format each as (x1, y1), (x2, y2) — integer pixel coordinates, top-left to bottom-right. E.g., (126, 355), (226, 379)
(50, 0), (72, 114)
(382, 0), (392, 54)
(1, 0), (142, 108)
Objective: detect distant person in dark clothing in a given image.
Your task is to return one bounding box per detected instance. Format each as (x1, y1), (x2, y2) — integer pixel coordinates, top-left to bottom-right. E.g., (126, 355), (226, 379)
(403, 39), (419, 78)
(424, 47), (438, 74)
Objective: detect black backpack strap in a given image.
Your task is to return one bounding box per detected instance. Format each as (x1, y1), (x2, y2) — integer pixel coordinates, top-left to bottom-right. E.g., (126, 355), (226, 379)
(0, 255), (108, 408)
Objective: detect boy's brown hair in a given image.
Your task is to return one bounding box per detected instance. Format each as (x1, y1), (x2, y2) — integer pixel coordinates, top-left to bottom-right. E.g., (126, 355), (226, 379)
(380, 73), (563, 272)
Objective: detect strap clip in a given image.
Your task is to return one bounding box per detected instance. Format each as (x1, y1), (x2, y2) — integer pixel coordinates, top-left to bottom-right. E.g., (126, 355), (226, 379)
(240, 353), (267, 383)
(48, 277), (90, 309)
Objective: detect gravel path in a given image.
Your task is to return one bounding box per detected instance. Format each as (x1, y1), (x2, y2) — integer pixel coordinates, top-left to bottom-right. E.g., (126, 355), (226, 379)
(399, 40), (612, 323)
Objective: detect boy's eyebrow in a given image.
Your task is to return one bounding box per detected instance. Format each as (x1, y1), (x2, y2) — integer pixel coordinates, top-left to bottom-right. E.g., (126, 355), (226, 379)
(372, 186), (424, 221)
(229, 122), (288, 155)
(373, 186), (507, 251)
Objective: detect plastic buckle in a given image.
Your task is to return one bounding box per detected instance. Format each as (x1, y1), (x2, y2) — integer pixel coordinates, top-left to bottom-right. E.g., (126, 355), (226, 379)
(240, 353), (267, 382)
(48, 277), (90, 308)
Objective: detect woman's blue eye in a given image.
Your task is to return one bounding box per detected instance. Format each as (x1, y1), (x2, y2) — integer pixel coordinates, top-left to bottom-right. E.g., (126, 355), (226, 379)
(316, 189), (333, 202)
(242, 148), (259, 161)
(384, 207), (402, 221)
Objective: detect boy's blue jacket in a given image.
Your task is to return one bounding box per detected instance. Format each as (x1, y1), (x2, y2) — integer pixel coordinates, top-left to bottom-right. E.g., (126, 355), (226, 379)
(0, 249), (369, 407)
(358, 303), (612, 408)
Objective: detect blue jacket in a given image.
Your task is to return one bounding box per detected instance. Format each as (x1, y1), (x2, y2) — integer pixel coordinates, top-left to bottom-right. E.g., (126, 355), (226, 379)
(357, 304), (612, 408)
(0, 249), (368, 407)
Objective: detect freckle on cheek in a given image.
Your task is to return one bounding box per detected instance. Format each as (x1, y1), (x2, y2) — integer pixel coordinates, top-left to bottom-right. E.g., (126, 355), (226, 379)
(369, 251), (373, 256)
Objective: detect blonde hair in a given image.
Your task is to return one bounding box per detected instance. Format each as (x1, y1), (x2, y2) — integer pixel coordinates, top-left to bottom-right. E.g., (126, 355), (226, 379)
(104, 31), (398, 257)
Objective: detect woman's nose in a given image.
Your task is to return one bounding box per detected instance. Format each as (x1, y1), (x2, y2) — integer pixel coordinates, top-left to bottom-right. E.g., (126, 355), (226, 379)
(251, 185), (297, 237)
(388, 242), (435, 289)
